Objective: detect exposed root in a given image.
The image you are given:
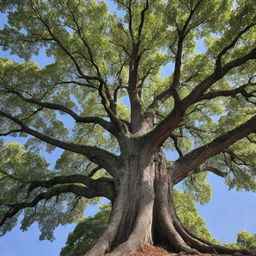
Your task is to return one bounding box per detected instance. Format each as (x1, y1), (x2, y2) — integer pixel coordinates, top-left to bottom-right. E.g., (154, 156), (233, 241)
(85, 191), (126, 256)
(156, 202), (198, 255)
(171, 210), (252, 256)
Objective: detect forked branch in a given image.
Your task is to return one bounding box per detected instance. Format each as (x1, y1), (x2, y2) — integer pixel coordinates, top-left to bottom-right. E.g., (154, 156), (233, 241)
(146, 0), (202, 112)
(0, 110), (120, 177)
(216, 19), (256, 69)
(198, 81), (255, 101)
(0, 184), (104, 227)
(147, 47), (256, 153)
(3, 89), (117, 135)
(27, 174), (115, 200)
(174, 115), (256, 181)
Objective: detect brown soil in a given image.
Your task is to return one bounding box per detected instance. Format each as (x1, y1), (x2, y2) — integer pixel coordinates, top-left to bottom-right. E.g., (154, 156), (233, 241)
(128, 245), (232, 256)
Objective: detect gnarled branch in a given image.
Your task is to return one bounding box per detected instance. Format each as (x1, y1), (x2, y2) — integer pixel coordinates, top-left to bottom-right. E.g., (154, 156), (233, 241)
(27, 174), (115, 201)
(197, 81), (256, 102)
(0, 184), (107, 227)
(174, 115), (256, 182)
(0, 110), (120, 177)
(3, 89), (117, 135)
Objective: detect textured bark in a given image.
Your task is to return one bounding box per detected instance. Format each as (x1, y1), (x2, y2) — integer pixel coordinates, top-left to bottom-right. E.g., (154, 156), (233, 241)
(85, 152), (253, 256)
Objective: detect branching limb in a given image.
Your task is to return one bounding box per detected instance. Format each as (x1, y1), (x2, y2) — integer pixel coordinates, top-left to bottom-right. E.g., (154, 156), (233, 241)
(173, 115), (256, 182)
(115, 0), (135, 42)
(197, 81), (256, 102)
(0, 129), (23, 137)
(65, 2), (124, 119)
(29, 1), (103, 85)
(56, 80), (98, 90)
(181, 123), (210, 141)
(98, 81), (129, 135)
(109, 40), (130, 57)
(203, 166), (228, 178)
(118, 0), (155, 132)
(3, 89), (117, 135)
(88, 166), (102, 177)
(146, 1), (202, 113)
(0, 169), (24, 183)
(27, 174), (115, 201)
(66, 2), (102, 78)
(0, 110), (120, 177)
(28, 2), (128, 134)
(137, 0), (151, 42)
(216, 19), (256, 69)
(173, 165), (227, 184)
(183, 47), (256, 107)
(146, 47), (256, 153)
(170, 134), (183, 157)
(0, 184), (105, 227)
(224, 148), (254, 168)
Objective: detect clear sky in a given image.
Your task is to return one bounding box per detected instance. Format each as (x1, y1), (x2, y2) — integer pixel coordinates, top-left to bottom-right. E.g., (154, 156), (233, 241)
(1, 2), (256, 256)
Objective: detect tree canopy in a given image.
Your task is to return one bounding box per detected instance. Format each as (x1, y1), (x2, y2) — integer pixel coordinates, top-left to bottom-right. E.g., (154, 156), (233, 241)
(0, 0), (256, 255)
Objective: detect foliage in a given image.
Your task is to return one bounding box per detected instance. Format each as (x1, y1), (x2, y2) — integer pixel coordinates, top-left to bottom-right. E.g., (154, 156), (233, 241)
(182, 173), (212, 205)
(226, 231), (256, 250)
(173, 189), (213, 241)
(60, 204), (111, 256)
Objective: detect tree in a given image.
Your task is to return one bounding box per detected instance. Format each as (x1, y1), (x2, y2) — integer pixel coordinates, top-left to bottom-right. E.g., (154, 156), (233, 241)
(0, 0), (256, 255)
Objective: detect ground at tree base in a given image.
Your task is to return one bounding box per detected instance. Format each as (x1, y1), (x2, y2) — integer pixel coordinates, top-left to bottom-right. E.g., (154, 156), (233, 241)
(127, 245), (239, 256)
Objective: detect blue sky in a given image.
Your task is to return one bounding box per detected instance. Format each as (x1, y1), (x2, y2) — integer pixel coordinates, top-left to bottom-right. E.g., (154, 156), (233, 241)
(1, 2), (256, 256)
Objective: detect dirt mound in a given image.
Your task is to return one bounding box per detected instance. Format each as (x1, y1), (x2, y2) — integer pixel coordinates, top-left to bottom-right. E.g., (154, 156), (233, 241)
(130, 245), (175, 255)
(129, 245), (231, 256)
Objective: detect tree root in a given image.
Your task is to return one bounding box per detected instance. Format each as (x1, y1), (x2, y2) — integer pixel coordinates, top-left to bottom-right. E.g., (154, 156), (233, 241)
(85, 190), (127, 256)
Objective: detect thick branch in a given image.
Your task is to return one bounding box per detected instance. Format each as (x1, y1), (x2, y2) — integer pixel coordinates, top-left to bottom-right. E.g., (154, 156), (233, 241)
(197, 82), (254, 101)
(4, 89), (117, 135)
(203, 166), (228, 178)
(146, 1), (202, 112)
(173, 165), (227, 184)
(173, 115), (256, 182)
(0, 184), (102, 226)
(170, 134), (183, 157)
(0, 110), (120, 177)
(137, 0), (150, 41)
(183, 47), (256, 107)
(216, 21), (256, 68)
(88, 166), (102, 177)
(28, 175), (115, 201)
(124, 1), (156, 133)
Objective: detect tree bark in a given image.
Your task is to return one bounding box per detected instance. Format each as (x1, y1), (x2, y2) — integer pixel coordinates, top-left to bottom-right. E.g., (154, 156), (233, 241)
(84, 152), (253, 256)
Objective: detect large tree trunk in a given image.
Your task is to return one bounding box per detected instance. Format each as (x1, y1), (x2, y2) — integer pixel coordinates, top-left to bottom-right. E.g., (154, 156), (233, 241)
(85, 152), (251, 256)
